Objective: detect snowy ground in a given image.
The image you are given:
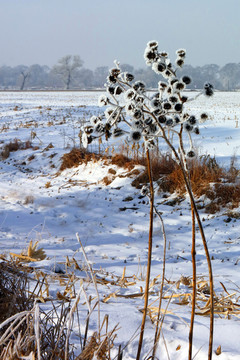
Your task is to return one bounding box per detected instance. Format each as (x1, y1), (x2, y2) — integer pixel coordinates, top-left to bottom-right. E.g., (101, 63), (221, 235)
(0, 91), (240, 359)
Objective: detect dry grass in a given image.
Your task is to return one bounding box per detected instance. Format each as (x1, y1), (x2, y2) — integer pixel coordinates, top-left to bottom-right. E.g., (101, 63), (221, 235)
(0, 260), (119, 360)
(60, 149), (142, 172)
(60, 148), (106, 171)
(0, 139), (32, 160)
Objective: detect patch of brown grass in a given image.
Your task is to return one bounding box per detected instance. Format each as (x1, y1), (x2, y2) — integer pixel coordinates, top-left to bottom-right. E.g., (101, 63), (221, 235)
(0, 139), (32, 160)
(132, 153), (240, 212)
(111, 153), (142, 170)
(60, 149), (142, 172)
(60, 148), (108, 171)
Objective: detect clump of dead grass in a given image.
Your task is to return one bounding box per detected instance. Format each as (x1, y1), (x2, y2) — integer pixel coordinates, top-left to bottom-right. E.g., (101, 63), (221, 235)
(60, 148), (107, 171)
(0, 139), (32, 160)
(0, 259), (119, 360)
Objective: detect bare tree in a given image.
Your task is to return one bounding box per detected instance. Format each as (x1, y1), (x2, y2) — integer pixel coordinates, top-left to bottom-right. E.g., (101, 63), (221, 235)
(52, 55), (83, 89)
(17, 66), (30, 90)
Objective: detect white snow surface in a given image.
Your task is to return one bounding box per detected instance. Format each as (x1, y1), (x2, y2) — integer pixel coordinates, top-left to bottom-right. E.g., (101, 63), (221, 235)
(1, 90), (240, 359)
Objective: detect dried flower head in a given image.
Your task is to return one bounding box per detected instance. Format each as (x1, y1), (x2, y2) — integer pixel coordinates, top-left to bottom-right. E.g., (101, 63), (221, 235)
(114, 86), (123, 95)
(133, 81), (146, 92)
(187, 150), (196, 158)
(158, 81), (168, 91)
(175, 58), (185, 67)
(147, 40), (158, 49)
(181, 75), (192, 85)
(130, 130), (142, 142)
(187, 115), (197, 125)
(176, 49), (186, 58)
(123, 72), (134, 82)
(125, 89), (136, 101)
(90, 116), (101, 126)
(144, 49), (158, 65)
(204, 83), (214, 97)
(152, 61), (167, 74)
(174, 103), (183, 112)
(98, 94), (109, 107)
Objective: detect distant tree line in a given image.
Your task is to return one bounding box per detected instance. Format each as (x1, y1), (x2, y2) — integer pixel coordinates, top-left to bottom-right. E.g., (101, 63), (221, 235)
(0, 55), (240, 90)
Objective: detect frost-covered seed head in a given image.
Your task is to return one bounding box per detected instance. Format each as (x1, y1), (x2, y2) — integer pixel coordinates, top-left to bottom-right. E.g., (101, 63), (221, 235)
(152, 61), (166, 74)
(166, 118), (174, 127)
(187, 115), (197, 125)
(163, 69), (172, 78)
(130, 130), (142, 142)
(204, 83), (214, 97)
(145, 139), (156, 149)
(160, 51), (168, 57)
(158, 115), (167, 124)
(107, 75), (117, 84)
(176, 49), (186, 58)
(200, 113), (208, 121)
(114, 86), (123, 95)
(104, 107), (117, 119)
(107, 86), (115, 95)
(110, 68), (120, 77)
(169, 95), (178, 103)
(181, 95), (188, 103)
(184, 123), (193, 132)
(170, 78), (178, 86)
(135, 95), (144, 104)
(98, 94), (109, 107)
(133, 81), (146, 92)
(174, 81), (185, 91)
(166, 86), (173, 95)
(144, 49), (158, 65)
(125, 102), (135, 115)
(150, 98), (161, 109)
(176, 58), (184, 67)
(182, 75), (192, 85)
(147, 40), (158, 49)
(133, 109), (143, 120)
(152, 108), (162, 117)
(90, 116), (101, 125)
(158, 81), (168, 91)
(123, 72), (134, 82)
(83, 125), (94, 135)
(174, 103), (183, 112)
(125, 89), (136, 101)
(194, 127), (200, 135)
(163, 102), (172, 110)
(174, 115), (181, 124)
(187, 150), (196, 158)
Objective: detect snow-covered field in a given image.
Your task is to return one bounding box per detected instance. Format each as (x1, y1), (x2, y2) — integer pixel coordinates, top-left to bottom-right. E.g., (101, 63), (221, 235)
(1, 90), (240, 359)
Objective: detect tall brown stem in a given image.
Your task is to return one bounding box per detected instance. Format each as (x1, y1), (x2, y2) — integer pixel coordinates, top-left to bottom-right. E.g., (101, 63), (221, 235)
(151, 206), (167, 359)
(136, 149), (154, 360)
(189, 204), (196, 360)
(158, 128), (214, 360)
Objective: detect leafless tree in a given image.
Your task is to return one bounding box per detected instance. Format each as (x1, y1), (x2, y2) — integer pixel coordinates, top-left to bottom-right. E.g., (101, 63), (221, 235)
(52, 55), (83, 89)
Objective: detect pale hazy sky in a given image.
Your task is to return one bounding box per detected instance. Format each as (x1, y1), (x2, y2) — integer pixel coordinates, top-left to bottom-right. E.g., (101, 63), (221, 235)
(1, 0), (240, 69)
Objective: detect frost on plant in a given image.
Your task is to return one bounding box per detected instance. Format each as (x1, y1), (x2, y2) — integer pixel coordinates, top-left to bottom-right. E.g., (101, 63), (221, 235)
(81, 40), (214, 161)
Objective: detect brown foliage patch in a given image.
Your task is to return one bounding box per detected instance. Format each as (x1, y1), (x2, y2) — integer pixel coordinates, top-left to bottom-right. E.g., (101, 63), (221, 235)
(60, 148), (108, 171)
(111, 153), (142, 170)
(0, 139), (32, 160)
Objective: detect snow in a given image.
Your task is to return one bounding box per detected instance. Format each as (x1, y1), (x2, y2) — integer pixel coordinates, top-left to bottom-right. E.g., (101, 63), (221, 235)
(1, 90), (240, 358)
